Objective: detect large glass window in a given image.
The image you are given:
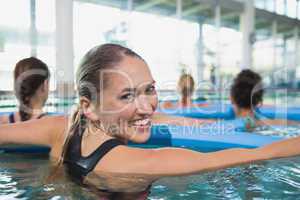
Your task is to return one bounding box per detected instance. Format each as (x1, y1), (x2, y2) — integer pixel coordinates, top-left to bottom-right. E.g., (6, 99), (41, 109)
(0, 0), (31, 91)
(297, 0), (300, 19)
(0, 0), (55, 91)
(36, 0), (56, 90)
(73, 1), (199, 91)
(73, 2), (128, 71)
(253, 27), (275, 72)
(276, 0), (285, 15)
(286, 0), (298, 18)
(255, 0), (275, 12)
(255, 0), (266, 9)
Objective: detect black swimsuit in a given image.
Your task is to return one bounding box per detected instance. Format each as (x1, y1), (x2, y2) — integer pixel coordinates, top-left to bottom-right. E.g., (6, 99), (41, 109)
(63, 124), (124, 181)
(63, 123), (151, 199)
(8, 112), (47, 123)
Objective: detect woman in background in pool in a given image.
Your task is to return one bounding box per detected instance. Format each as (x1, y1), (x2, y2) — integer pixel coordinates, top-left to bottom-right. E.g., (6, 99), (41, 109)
(161, 73), (208, 109)
(0, 57), (50, 124)
(230, 69), (297, 130)
(230, 69), (262, 130)
(1, 44), (300, 199)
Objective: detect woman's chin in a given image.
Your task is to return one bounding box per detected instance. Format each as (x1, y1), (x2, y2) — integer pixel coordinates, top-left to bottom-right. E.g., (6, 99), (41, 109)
(129, 126), (152, 143)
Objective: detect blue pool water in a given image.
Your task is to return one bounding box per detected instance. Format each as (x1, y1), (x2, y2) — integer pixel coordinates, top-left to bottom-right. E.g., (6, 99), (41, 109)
(0, 151), (300, 199)
(1, 98), (300, 199)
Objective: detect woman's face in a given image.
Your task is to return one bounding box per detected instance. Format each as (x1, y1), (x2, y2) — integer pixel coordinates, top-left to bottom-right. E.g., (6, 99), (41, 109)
(94, 56), (158, 143)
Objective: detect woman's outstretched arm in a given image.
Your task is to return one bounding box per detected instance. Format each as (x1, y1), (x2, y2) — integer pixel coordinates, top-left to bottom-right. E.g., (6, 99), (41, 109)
(97, 135), (300, 177)
(0, 115), (67, 147)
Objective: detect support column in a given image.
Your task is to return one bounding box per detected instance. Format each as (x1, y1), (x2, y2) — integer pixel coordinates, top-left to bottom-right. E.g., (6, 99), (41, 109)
(55, 0), (74, 99)
(294, 27), (299, 87)
(272, 20), (277, 70)
(176, 0), (182, 19)
(282, 36), (287, 84)
(176, 0), (184, 79)
(297, 0), (299, 19)
(273, 0), (278, 13)
(125, 0), (133, 47)
(196, 22), (204, 85)
(284, 0), (288, 16)
(214, 0), (221, 90)
(263, 0), (267, 10)
(30, 0), (37, 57)
(127, 0), (133, 11)
(240, 0), (255, 69)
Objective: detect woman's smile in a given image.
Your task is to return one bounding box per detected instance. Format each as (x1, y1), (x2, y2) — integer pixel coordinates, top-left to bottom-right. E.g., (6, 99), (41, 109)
(129, 118), (152, 133)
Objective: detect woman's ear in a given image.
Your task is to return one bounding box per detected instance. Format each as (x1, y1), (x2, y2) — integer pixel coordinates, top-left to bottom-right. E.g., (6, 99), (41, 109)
(230, 95), (235, 104)
(80, 97), (99, 121)
(41, 79), (49, 92)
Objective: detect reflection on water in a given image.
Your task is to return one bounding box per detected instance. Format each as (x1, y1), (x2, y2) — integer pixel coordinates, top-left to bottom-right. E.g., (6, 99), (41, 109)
(0, 152), (300, 199)
(254, 125), (300, 138)
(150, 157), (300, 200)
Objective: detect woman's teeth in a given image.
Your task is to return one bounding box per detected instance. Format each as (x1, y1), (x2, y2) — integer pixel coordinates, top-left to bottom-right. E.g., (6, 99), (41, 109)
(133, 119), (150, 126)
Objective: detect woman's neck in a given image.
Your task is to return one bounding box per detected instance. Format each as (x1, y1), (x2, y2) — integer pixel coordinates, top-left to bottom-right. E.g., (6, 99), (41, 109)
(28, 99), (45, 117)
(235, 108), (254, 118)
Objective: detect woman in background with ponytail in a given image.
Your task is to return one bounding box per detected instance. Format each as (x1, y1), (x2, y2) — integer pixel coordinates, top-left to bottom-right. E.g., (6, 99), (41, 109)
(161, 73), (208, 109)
(0, 57), (50, 124)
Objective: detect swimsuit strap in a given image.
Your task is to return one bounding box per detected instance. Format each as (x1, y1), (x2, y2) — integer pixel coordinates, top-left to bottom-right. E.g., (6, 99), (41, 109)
(37, 112), (48, 119)
(8, 112), (15, 123)
(64, 123), (124, 178)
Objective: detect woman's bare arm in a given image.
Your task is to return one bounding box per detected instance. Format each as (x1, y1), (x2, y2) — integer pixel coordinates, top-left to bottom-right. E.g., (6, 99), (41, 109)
(0, 115), (68, 147)
(0, 115), (9, 124)
(98, 135), (300, 177)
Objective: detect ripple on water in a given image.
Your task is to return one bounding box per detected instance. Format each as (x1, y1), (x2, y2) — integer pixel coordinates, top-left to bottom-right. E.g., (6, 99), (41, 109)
(0, 154), (300, 199)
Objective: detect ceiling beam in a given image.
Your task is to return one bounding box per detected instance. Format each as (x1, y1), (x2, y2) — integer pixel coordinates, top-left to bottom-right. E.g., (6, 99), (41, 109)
(194, 0), (244, 12)
(182, 4), (211, 17)
(222, 11), (240, 21)
(135, 0), (168, 11)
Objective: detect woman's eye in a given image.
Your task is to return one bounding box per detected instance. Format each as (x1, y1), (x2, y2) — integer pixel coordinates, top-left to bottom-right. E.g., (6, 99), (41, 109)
(120, 93), (135, 101)
(146, 85), (156, 95)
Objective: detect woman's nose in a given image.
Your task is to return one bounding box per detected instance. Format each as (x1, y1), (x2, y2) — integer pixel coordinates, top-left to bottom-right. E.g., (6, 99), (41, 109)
(135, 95), (154, 115)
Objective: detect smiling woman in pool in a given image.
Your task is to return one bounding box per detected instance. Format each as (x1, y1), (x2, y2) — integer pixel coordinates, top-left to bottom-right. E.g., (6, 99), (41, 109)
(0, 44), (300, 198)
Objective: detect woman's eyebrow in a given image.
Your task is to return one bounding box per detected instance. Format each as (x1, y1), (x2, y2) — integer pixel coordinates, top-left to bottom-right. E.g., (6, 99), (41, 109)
(145, 80), (156, 86)
(121, 80), (156, 93)
(121, 88), (136, 93)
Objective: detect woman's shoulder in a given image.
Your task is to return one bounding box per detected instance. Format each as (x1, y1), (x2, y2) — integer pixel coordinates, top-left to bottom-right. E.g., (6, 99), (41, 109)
(0, 115), (9, 124)
(0, 112), (17, 124)
(47, 115), (70, 158)
(35, 115), (69, 137)
(43, 115), (69, 127)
